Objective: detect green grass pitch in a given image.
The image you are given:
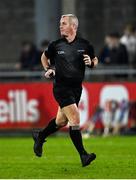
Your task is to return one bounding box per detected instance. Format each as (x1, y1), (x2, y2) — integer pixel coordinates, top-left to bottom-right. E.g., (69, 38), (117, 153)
(0, 135), (136, 179)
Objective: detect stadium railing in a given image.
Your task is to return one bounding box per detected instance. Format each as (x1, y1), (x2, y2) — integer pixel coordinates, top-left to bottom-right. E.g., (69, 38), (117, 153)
(0, 63), (136, 82)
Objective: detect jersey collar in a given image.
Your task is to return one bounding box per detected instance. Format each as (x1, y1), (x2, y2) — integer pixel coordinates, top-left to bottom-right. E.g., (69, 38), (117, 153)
(63, 35), (78, 44)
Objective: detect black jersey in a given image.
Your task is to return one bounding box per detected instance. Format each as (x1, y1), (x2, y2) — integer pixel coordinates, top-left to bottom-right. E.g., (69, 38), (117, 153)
(44, 36), (95, 86)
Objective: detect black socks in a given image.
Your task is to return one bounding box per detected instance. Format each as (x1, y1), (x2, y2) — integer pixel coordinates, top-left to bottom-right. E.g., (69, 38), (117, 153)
(69, 126), (87, 156)
(39, 118), (59, 140)
(38, 120), (87, 156)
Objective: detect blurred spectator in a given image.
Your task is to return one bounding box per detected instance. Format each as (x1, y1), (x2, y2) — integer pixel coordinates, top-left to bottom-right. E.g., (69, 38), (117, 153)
(120, 25), (136, 65)
(99, 35), (111, 64)
(34, 40), (50, 70)
(83, 99), (129, 137)
(99, 32), (129, 65)
(82, 106), (103, 138)
(102, 99), (129, 136)
(38, 40), (50, 57)
(102, 100), (113, 136)
(122, 100), (136, 135)
(112, 99), (129, 135)
(15, 41), (40, 70)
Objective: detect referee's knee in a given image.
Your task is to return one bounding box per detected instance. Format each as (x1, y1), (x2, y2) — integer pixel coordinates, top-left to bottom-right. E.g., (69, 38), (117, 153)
(69, 117), (80, 126)
(56, 120), (68, 127)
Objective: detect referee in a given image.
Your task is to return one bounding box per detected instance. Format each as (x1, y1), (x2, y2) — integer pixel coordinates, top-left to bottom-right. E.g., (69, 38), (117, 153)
(32, 14), (98, 167)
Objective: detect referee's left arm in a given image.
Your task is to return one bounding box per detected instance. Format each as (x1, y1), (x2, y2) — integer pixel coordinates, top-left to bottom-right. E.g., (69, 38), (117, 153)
(83, 42), (99, 68)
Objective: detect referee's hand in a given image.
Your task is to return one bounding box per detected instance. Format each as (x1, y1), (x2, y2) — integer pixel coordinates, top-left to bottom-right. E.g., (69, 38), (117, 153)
(83, 54), (92, 66)
(45, 69), (55, 78)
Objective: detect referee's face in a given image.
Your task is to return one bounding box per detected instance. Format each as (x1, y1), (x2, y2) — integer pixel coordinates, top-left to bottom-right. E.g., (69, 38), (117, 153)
(60, 16), (73, 37)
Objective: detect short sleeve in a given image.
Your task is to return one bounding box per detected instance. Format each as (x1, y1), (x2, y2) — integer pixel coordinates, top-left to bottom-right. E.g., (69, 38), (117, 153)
(86, 43), (95, 59)
(44, 42), (55, 65)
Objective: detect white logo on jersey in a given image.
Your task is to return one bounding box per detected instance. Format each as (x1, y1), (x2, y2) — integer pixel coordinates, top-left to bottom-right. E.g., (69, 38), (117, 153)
(57, 51), (65, 54)
(77, 49), (85, 53)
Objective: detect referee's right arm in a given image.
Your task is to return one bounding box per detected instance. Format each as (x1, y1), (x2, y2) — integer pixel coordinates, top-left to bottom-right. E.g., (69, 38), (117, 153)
(41, 53), (55, 78)
(41, 53), (50, 71)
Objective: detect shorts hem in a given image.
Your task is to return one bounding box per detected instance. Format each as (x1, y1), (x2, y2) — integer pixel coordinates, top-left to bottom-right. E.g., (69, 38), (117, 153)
(59, 101), (76, 109)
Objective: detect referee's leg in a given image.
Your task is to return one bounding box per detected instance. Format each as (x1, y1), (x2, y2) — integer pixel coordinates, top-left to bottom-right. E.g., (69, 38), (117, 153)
(62, 103), (96, 167)
(38, 107), (68, 139)
(32, 107), (68, 157)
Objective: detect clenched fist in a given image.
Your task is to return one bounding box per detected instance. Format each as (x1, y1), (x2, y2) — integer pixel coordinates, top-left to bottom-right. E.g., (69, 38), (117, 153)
(83, 54), (92, 66)
(45, 69), (55, 78)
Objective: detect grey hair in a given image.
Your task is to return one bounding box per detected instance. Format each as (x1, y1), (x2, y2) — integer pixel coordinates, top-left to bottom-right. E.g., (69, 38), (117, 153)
(61, 14), (79, 29)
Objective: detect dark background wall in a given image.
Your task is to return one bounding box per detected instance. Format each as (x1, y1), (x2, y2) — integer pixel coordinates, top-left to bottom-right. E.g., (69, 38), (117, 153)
(0, 0), (136, 63)
(0, 0), (35, 63)
(76, 0), (136, 52)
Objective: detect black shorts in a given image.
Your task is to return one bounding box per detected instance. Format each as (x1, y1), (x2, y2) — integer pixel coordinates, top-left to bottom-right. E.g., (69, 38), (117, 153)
(53, 84), (82, 108)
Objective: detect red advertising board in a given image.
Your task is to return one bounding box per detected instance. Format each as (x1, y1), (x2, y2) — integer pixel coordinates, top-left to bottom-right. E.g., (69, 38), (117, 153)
(0, 82), (136, 129)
